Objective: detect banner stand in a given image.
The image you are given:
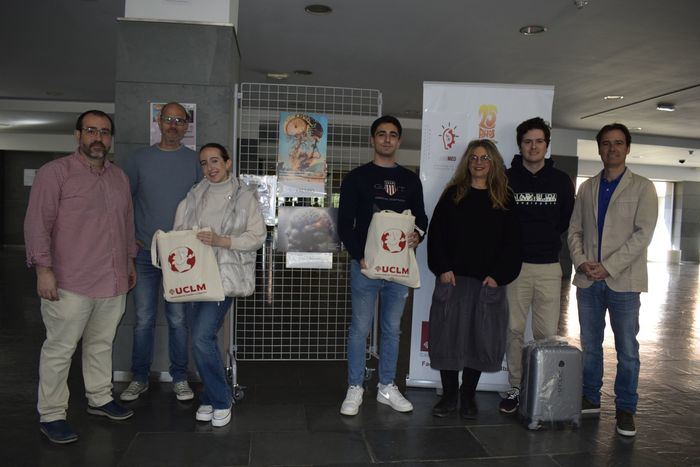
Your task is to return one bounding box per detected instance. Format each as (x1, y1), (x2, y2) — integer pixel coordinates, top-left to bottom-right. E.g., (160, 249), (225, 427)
(407, 81), (554, 392)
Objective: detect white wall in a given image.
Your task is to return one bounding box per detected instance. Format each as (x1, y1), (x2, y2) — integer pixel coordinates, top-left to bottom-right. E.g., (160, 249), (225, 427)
(124, 0), (238, 26)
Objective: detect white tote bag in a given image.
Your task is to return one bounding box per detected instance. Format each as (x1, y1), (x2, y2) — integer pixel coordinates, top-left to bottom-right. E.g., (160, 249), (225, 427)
(151, 228), (225, 302)
(361, 210), (421, 288)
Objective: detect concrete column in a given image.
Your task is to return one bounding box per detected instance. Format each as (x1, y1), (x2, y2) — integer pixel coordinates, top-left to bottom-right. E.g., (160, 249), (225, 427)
(673, 182), (700, 262)
(112, 16), (240, 380)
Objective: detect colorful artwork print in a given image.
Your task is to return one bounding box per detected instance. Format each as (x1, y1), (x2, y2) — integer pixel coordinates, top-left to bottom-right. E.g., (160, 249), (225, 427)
(277, 112), (328, 196)
(276, 207), (339, 252)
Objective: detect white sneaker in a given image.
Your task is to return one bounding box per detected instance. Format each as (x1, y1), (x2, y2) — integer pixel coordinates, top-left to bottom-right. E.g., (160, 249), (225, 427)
(340, 385), (364, 416)
(195, 405), (213, 422)
(120, 381), (149, 401)
(376, 383), (413, 412)
(212, 407), (231, 427)
(173, 380), (194, 401)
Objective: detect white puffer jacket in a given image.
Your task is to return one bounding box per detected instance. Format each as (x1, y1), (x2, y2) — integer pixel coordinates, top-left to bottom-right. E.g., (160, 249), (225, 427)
(174, 177), (266, 297)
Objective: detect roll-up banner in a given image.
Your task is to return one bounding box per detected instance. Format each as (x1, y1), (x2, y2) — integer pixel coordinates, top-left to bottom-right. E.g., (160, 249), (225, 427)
(408, 82), (554, 391)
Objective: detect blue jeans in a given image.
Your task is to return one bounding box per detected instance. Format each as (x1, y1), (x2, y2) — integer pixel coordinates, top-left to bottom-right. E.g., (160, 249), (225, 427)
(130, 248), (189, 383)
(347, 260), (409, 387)
(186, 298), (233, 409)
(577, 281), (641, 413)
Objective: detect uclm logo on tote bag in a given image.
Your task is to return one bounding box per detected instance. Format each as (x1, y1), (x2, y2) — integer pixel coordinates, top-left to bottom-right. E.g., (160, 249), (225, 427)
(361, 210), (421, 288)
(151, 229), (225, 302)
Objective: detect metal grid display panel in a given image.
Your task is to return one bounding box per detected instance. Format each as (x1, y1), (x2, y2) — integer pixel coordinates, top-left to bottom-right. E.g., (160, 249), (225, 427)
(236, 83), (381, 360)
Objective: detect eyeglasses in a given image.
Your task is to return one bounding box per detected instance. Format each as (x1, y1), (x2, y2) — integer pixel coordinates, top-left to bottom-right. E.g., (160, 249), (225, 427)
(161, 115), (187, 126)
(81, 127), (112, 137)
(468, 154), (492, 162)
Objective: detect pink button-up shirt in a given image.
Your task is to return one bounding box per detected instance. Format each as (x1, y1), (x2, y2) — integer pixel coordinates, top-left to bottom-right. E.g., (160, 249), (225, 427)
(24, 151), (137, 298)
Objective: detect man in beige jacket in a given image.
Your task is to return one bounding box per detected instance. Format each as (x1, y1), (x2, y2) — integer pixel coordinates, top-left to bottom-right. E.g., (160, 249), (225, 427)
(568, 123), (657, 438)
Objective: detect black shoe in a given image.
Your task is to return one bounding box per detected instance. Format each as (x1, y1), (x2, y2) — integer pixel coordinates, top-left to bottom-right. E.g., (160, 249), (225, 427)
(581, 397), (601, 417)
(39, 420), (78, 444)
(616, 409), (636, 437)
(460, 397), (478, 419)
(499, 387), (519, 414)
(432, 395), (458, 418)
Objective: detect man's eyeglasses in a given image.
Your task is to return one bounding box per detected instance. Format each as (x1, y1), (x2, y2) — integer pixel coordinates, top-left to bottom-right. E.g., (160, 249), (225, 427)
(81, 127), (112, 137)
(468, 154), (492, 162)
(161, 115), (188, 126)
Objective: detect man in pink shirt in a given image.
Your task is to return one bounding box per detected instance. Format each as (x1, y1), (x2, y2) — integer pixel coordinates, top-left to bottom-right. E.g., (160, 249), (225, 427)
(24, 110), (138, 444)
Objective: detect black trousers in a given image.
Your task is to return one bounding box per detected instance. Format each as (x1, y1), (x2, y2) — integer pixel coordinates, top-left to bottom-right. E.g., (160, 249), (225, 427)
(440, 367), (481, 399)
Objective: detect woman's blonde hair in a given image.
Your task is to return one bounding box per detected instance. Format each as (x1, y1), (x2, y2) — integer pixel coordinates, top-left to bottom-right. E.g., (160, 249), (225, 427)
(441, 139), (511, 210)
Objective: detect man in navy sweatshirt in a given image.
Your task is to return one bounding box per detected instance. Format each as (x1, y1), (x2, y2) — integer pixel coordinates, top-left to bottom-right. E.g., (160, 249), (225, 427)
(337, 115), (428, 416)
(499, 117), (575, 413)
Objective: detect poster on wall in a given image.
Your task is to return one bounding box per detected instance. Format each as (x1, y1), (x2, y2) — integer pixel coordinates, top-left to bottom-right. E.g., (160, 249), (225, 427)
(408, 82), (554, 392)
(277, 112), (328, 197)
(276, 207), (340, 253)
(149, 102), (197, 150)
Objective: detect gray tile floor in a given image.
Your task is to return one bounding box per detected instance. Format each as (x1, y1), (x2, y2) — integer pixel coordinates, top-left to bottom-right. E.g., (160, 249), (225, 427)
(2, 246), (699, 466)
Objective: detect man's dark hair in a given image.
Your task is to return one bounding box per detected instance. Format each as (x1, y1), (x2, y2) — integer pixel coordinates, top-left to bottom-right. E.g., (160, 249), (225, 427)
(199, 142), (230, 161)
(596, 123), (631, 147)
(75, 110), (114, 135)
(370, 115), (402, 138)
(516, 117), (550, 147)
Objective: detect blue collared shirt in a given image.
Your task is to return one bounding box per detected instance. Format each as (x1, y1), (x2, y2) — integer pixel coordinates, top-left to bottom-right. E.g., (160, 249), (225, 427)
(597, 168), (626, 261)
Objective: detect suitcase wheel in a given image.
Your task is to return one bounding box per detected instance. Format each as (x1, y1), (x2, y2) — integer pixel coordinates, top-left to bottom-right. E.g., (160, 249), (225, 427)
(527, 420), (541, 430)
(233, 386), (245, 403)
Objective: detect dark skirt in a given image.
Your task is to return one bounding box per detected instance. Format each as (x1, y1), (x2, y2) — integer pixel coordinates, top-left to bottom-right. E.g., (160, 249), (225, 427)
(428, 275), (507, 372)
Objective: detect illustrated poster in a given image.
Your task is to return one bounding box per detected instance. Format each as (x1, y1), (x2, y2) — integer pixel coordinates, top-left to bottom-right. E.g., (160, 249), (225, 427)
(277, 112), (328, 197)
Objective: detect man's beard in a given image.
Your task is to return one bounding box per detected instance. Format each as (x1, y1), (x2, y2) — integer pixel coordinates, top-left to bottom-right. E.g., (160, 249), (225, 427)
(83, 142), (108, 159)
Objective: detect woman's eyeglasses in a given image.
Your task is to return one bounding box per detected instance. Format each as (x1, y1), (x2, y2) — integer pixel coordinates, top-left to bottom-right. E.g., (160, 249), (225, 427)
(468, 154), (492, 162)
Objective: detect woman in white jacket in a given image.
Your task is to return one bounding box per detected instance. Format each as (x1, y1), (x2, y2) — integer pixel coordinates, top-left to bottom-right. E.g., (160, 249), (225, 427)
(173, 143), (266, 427)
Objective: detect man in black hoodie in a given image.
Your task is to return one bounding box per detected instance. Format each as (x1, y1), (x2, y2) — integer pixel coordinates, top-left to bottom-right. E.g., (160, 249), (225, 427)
(499, 117), (575, 413)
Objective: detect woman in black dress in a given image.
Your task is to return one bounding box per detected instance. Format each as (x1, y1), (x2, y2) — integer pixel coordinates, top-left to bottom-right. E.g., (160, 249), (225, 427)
(427, 139), (521, 418)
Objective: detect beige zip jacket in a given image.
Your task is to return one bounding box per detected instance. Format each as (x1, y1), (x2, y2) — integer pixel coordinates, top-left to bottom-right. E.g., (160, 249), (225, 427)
(568, 168), (657, 293)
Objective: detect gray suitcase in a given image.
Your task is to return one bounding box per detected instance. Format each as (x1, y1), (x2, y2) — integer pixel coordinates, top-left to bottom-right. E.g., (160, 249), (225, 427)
(518, 339), (582, 430)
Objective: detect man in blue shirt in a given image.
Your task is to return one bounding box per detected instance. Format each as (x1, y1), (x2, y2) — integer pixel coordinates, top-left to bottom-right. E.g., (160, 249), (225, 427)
(568, 123), (657, 437)
(120, 102), (201, 402)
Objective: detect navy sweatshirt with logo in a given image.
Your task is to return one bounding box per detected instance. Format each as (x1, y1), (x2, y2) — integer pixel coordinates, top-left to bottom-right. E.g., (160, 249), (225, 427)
(338, 162), (428, 261)
(506, 154), (575, 264)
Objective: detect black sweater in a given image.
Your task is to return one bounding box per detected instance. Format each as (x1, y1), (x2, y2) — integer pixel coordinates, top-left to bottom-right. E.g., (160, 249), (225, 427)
(506, 155), (575, 264)
(427, 186), (521, 286)
(338, 162), (428, 261)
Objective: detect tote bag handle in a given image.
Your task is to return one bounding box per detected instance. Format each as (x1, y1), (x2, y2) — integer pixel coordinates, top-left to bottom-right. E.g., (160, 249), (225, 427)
(151, 230), (163, 269)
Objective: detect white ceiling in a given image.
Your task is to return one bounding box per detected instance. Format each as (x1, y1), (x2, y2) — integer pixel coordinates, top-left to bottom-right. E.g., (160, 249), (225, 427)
(1, 0), (699, 164)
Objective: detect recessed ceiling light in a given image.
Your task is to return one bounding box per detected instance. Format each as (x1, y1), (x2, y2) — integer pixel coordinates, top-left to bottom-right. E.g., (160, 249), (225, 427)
(266, 72), (289, 80)
(304, 4), (332, 15)
(293, 70), (313, 76)
(603, 95), (624, 100)
(630, 127), (642, 131)
(656, 103), (676, 112)
(519, 25), (546, 35)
